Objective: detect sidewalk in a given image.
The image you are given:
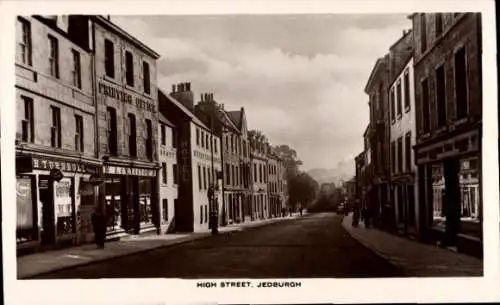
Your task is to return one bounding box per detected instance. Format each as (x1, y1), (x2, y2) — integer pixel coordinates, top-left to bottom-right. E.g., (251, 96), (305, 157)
(18, 214), (302, 279)
(342, 214), (483, 277)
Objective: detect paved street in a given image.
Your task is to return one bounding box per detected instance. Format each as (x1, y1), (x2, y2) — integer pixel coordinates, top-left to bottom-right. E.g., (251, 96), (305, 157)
(33, 213), (403, 279)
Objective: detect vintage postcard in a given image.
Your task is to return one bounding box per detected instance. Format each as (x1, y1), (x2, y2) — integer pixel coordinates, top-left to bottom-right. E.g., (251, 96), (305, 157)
(1, 0), (499, 304)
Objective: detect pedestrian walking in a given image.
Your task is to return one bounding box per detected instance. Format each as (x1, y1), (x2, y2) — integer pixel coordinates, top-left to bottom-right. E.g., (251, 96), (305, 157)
(299, 207), (303, 216)
(91, 207), (105, 248)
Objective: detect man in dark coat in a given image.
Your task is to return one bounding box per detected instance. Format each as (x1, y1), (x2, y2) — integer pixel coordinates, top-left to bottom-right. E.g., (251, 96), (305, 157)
(91, 208), (105, 248)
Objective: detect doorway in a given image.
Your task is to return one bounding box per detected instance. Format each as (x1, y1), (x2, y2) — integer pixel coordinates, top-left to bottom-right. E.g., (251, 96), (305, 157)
(39, 176), (55, 246)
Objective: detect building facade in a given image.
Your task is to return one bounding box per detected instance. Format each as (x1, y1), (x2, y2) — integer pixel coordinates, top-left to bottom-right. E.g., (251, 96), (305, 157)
(389, 56), (418, 235)
(67, 15), (162, 238)
(226, 108), (253, 223)
(220, 106), (244, 224)
(364, 56), (391, 229)
(158, 114), (177, 233)
(267, 152), (280, 217)
(411, 13), (482, 253)
(387, 29), (417, 235)
(249, 133), (269, 220)
(159, 85), (223, 233)
(15, 16), (100, 252)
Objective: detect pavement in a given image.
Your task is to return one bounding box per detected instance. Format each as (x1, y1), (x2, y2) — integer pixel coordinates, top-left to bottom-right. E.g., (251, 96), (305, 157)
(17, 214), (302, 279)
(342, 214), (483, 277)
(26, 212), (403, 279)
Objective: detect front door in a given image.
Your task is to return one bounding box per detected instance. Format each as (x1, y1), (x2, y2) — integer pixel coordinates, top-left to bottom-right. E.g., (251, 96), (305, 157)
(39, 176), (55, 246)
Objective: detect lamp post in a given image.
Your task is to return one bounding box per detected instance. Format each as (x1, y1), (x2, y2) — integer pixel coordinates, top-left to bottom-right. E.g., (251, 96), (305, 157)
(208, 112), (219, 235)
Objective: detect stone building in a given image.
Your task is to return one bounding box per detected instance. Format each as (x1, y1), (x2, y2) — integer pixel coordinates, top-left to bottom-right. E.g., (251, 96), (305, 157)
(410, 13), (482, 255)
(364, 56), (391, 229)
(387, 29), (417, 236)
(66, 15), (161, 238)
(267, 151), (281, 217)
(159, 85), (223, 233)
(249, 132), (269, 220)
(15, 16), (100, 252)
(226, 107), (253, 223)
(158, 113), (177, 233)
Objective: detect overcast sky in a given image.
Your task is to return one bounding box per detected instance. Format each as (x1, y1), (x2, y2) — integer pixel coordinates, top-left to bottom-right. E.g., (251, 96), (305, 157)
(112, 14), (412, 171)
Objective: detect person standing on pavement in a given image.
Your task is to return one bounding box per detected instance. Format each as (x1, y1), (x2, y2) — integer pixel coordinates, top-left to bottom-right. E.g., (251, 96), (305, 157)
(91, 207), (105, 248)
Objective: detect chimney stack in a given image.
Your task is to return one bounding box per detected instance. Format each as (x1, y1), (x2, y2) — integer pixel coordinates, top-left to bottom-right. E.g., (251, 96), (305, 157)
(170, 81), (195, 112)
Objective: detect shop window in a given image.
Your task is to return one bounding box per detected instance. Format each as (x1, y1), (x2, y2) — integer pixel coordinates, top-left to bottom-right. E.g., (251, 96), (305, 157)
(125, 51), (134, 87)
(104, 39), (115, 78)
(404, 69), (410, 111)
(16, 176), (37, 243)
(55, 178), (75, 236)
(454, 47), (468, 119)
(162, 162), (167, 184)
(18, 17), (32, 66)
(459, 158), (480, 221)
(204, 205), (208, 223)
(200, 206), (203, 224)
(432, 165), (445, 221)
(106, 107), (117, 155)
(75, 114), (84, 152)
(436, 65), (447, 128)
(48, 35), (59, 78)
(162, 199), (168, 221)
(161, 124), (166, 146)
(139, 178), (153, 225)
(145, 119), (153, 161)
(105, 177), (122, 231)
(72, 49), (81, 89)
(143, 61), (150, 94)
(50, 106), (61, 148)
(173, 164), (178, 185)
(21, 96), (34, 143)
(421, 78), (430, 133)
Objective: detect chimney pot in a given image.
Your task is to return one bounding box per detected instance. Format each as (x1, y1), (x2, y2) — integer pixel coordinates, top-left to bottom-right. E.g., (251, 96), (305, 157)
(186, 82), (191, 91)
(200, 94), (204, 102)
(172, 84), (176, 93)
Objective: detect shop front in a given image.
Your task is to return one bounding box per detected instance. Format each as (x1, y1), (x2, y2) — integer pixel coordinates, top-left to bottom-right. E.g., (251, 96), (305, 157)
(415, 127), (482, 256)
(16, 155), (100, 253)
(102, 164), (159, 237)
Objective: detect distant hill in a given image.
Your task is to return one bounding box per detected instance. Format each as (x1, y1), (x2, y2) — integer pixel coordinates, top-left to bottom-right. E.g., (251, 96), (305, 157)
(307, 157), (355, 186)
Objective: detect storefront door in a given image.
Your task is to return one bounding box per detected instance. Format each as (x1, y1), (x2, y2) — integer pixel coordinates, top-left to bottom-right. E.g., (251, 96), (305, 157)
(39, 176), (55, 246)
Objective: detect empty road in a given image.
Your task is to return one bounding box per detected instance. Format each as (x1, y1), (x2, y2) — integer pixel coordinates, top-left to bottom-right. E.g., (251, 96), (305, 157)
(33, 213), (403, 279)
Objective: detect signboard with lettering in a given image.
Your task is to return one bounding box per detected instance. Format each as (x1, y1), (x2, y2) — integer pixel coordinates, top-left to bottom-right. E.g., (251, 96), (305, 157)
(32, 157), (98, 174)
(98, 81), (156, 113)
(104, 166), (156, 177)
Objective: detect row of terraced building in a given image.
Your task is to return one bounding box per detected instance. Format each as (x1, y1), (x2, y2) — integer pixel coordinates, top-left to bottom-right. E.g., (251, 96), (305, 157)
(355, 13), (483, 257)
(15, 15), (288, 254)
